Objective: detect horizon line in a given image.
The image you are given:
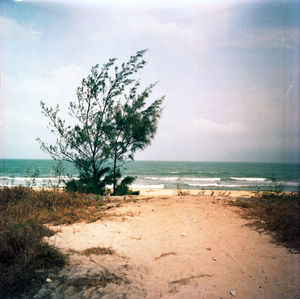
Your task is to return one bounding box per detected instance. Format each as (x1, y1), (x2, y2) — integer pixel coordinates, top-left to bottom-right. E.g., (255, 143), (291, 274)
(0, 158), (299, 164)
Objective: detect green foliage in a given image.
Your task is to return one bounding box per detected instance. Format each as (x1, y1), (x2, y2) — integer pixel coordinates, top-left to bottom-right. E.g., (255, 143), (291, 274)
(65, 167), (111, 194)
(113, 176), (139, 196)
(270, 173), (284, 193)
(37, 50), (164, 195)
(0, 188), (66, 296)
(51, 160), (65, 188)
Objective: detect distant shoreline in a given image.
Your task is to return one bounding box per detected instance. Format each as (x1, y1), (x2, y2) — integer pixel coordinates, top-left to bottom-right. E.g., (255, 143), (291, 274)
(1, 158), (300, 164)
(1, 186), (297, 199)
(1, 160), (299, 191)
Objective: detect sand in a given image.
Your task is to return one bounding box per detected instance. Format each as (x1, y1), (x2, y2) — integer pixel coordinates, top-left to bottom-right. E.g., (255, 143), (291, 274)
(37, 192), (300, 299)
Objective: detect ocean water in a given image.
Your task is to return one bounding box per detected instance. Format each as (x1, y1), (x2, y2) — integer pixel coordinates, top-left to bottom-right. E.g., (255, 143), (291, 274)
(0, 159), (299, 191)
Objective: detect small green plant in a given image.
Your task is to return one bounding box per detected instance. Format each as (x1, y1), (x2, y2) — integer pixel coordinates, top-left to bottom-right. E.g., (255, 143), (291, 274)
(25, 168), (40, 187)
(52, 160), (65, 189)
(113, 176), (139, 196)
(176, 183), (181, 195)
(255, 187), (261, 195)
(270, 173), (284, 193)
(176, 183), (190, 196)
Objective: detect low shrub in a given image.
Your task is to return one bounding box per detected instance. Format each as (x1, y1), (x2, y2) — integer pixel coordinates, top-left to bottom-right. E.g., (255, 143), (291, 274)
(0, 215), (65, 296)
(0, 186), (138, 296)
(230, 192), (300, 252)
(65, 177), (107, 195)
(0, 187), (100, 297)
(113, 176), (139, 196)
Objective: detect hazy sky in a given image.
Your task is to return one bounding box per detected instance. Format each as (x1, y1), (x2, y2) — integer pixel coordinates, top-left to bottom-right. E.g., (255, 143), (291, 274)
(1, 0), (299, 162)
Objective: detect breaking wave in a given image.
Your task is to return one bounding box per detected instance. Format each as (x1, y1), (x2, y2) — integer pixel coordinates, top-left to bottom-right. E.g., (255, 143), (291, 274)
(130, 184), (165, 189)
(230, 177), (267, 182)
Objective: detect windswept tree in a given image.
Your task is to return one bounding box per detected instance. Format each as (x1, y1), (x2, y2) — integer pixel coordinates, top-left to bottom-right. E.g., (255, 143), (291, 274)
(106, 82), (163, 194)
(37, 50), (164, 194)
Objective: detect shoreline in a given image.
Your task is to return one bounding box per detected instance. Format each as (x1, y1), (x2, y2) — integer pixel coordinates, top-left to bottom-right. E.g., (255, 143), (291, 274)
(1, 160), (299, 193)
(1, 186), (298, 199)
(136, 188), (256, 198)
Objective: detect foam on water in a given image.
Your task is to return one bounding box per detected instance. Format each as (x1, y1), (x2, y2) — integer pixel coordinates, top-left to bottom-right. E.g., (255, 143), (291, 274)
(1, 160), (299, 191)
(131, 184), (165, 189)
(145, 176), (179, 181)
(188, 183), (245, 188)
(230, 177), (267, 182)
(188, 183), (219, 187)
(145, 176), (221, 182)
(184, 177), (221, 182)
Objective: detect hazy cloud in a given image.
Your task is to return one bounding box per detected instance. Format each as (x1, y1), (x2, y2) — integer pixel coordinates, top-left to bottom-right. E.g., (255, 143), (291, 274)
(193, 119), (245, 136)
(129, 17), (204, 51)
(0, 15), (27, 38)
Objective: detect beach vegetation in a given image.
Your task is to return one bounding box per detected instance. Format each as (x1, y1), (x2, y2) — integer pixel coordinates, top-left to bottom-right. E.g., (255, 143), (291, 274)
(51, 160), (65, 188)
(0, 186), (136, 296)
(67, 270), (124, 291)
(68, 247), (115, 256)
(0, 187), (65, 296)
(25, 167), (40, 187)
(176, 183), (190, 196)
(37, 50), (164, 195)
(230, 192), (300, 253)
(270, 173), (284, 193)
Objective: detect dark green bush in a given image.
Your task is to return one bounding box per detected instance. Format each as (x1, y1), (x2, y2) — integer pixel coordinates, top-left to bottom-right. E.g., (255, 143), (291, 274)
(65, 176), (108, 195)
(0, 218), (65, 296)
(113, 176), (139, 196)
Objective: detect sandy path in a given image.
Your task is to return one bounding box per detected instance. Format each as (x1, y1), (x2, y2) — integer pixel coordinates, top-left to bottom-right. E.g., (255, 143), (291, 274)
(38, 195), (300, 298)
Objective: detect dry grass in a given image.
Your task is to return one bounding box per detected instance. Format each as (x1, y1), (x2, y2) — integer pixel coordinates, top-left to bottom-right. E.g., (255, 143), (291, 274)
(67, 270), (125, 290)
(0, 190), (66, 296)
(81, 247), (115, 256)
(0, 186), (110, 226)
(229, 192), (300, 253)
(176, 189), (190, 196)
(0, 187), (123, 297)
(68, 247), (115, 256)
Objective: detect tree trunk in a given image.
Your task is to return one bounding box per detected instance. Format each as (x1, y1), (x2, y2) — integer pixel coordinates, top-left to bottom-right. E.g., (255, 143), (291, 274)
(112, 152), (117, 194)
(92, 163), (98, 186)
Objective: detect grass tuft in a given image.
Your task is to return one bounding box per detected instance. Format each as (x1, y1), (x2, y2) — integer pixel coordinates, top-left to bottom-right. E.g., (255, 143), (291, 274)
(81, 247), (115, 256)
(67, 270), (123, 290)
(68, 247), (115, 256)
(0, 218), (65, 296)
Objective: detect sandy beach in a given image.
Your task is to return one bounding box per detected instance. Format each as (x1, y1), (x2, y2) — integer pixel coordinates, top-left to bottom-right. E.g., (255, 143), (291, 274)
(35, 191), (300, 298)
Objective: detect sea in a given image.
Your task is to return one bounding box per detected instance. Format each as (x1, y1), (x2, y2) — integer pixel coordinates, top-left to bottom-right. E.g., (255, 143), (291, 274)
(0, 159), (299, 192)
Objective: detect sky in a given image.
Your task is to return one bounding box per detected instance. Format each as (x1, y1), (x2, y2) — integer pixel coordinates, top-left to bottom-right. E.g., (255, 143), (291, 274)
(0, 0), (299, 162)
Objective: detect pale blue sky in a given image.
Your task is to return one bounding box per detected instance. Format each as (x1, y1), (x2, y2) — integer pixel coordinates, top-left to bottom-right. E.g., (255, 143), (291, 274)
(1, 0), (299, 162)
